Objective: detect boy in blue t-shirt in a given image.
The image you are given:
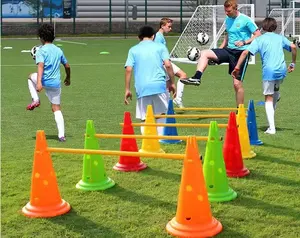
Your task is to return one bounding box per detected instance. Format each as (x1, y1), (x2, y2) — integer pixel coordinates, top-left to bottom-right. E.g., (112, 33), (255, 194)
(26, 23), (71, 141)
(232, 17), (297, 134)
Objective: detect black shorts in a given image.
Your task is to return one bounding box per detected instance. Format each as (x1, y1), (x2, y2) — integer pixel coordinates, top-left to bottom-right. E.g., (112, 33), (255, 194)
(211, 47), (250, 81)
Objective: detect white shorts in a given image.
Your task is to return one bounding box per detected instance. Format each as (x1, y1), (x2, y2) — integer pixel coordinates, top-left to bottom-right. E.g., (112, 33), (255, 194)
(262, 80), (283, 95)
(136, 92), (169, 120)
(165, 62), (181, 81)
(30, 73), (61, 105)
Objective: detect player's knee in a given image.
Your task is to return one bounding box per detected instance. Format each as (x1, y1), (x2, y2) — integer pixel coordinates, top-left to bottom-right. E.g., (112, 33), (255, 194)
(233, 80), (243, 90)
(52, 104), (61, 112)
(178, 72), (187, 78)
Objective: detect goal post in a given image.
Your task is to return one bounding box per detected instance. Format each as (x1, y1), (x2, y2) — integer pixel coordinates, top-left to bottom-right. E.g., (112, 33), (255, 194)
(170, 4), (255, 65)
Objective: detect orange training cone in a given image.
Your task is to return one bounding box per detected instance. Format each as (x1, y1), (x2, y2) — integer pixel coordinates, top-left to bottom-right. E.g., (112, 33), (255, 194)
(166, 136), (222, 237)
(22, 130), (71, 218)
(114, 112), (147, 172)
(139, 105), (165, 153)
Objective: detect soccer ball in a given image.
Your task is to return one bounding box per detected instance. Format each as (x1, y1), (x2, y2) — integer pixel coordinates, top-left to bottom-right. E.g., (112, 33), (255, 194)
(187, 47), (201, 61)
(30, 45), (41, 60)
(197, 32), (209, 45)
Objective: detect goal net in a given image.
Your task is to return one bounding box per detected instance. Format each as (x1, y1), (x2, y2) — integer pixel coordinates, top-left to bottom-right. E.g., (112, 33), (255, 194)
(170, 4), (255, 64)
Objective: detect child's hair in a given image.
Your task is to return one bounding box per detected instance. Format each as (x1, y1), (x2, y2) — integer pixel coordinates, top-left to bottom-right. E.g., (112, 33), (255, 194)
(38, 24), (55, 42)
(262, 17), (277, 32)
(159, 17), (173, 28)
(224, 0), (238, 10)
(138, 26), (155, 40)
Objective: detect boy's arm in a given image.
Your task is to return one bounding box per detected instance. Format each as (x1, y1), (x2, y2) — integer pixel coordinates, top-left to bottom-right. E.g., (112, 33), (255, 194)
(288, 43), (297, 72)
(219, 34), (228, 49)
(231, 50), (249, 78)
(36, 62), (44, 92)
(64, 63), (71, 86)
(124, 66), (133, 105)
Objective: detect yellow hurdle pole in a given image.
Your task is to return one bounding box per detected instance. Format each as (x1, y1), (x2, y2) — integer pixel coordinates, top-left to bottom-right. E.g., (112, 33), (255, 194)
(174, 107), (241, 111)
(47, 147), (185, 160)
(94, 134), (209, 141)
(119, 123), (228, 128)
(154, 114), (229, 119)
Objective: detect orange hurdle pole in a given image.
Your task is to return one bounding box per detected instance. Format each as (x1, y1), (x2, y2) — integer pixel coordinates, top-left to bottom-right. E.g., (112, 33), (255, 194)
(47, 147), (185, 160)
(119, 123), (228, 128)
(94, 134), (209, 141)
(154, 114), (229, 119)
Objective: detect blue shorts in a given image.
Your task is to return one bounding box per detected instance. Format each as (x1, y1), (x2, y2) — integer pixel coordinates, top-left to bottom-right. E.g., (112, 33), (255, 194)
(211, 47), (250, 81)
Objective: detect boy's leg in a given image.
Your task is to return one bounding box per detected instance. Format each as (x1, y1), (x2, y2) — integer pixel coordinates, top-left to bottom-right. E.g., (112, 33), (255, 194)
(172, 63), (186, 108)
(45, 87), (66, 141)
(273, 81), (281, 110)
(263, 81), (276, 134)
(153, 93), (169, 136)
(27, 73), (40, 110)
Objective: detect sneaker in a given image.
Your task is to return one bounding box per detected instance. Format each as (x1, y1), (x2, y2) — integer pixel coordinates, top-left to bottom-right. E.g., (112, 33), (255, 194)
(180, 77), (201, 86)
(26, 100), (40, 111)
(173, 98), (184, 109)
(264, 128), (276, 135)
(58, 136), (66, 142)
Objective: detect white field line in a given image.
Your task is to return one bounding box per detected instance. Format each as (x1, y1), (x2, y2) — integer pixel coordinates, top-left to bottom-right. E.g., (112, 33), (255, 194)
(55, 39), (88, 45)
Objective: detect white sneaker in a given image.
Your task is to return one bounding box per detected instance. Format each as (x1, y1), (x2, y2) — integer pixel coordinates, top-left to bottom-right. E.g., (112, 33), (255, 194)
(264, 128), (276, 135)
(173, 98), (184, 109)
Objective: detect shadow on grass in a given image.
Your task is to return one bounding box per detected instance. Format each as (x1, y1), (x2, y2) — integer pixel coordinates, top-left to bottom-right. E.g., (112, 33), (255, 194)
(217, 226), (252, 238)
(32, 134), (73, 141)
(50, 208), (124, 237)
(260, 142), (300, 152)
(140, 167), (181, 181)
(258, 126), (293, 132)
(103, 184), (176, 212)
(255, 154), (300, 167)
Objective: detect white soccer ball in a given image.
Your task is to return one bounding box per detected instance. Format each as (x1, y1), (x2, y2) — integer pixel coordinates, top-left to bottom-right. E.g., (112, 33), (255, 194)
(30, 45), (41, 60)
(197, 32), (209, 45)
(187, 47), (201, 61)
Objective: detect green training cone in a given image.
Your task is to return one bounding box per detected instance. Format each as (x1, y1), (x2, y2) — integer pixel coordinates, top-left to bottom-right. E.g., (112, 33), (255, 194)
(76, 120), (115, 191)
(203, 121), (237, 202)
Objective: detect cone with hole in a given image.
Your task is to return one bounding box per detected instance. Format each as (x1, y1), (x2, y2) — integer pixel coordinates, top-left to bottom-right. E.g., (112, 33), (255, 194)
(203, 121), (237, 202)
(223, 112), (250, 177)
(139, 105), (165, 153)
(237, 104), (256, 159)
(166, 136), (223, 237)
(247, 100), (263, 145)
(114, 112), (147, 172)
(76, 120), (115, 191)
(160, 99), (182, 144)
(22, 130), (71, 218)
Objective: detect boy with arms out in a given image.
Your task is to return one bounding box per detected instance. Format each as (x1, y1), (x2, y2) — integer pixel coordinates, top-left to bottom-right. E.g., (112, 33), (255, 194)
(124, 26), (176, 135)
(232, 17), (297, 134)
(26, 23), (71, 141)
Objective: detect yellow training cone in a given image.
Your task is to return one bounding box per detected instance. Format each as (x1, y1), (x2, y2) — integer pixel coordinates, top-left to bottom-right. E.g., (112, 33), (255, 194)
(237, 104), (256, 159)
(139, 105), (165, 154)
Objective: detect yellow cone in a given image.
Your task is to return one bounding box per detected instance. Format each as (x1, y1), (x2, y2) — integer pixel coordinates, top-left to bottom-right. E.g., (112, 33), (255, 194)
(237, 104), (256, 159)
(139, 105), (165, 153)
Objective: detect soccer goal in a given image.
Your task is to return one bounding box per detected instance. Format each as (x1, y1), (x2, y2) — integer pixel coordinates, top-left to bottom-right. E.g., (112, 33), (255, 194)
(170, 4), (255, 65)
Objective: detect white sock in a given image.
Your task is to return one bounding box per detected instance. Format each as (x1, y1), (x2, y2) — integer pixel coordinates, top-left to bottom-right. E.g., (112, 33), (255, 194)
(176, 80), (185, 101)
(265, 101), (275, 130)
(140, 121), (145, 135)
(156, 118), (165, 136)
(273, 91), (280, 110)
(54, 110), (65, 138)
(28, 79), (39, 102)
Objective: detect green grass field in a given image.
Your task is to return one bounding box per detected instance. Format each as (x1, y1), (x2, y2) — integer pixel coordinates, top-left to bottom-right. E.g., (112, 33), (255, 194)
(1, 37), (300, 238)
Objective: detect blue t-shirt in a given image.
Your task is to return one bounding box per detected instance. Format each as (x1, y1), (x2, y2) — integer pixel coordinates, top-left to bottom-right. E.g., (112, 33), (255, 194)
(36, 44), (68, 88)
(154, 32), (166, 46)
(225, 13), (258, 50)
(248, 32), (291, 81)
(124, 40), (169, 98)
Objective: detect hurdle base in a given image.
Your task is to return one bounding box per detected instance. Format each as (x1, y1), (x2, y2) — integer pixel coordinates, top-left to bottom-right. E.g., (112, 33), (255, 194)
(159, 139), (182, 144)
(250, 139), (263, 146)
(76, 177), (115, 191)
(113, 162), (147, 172)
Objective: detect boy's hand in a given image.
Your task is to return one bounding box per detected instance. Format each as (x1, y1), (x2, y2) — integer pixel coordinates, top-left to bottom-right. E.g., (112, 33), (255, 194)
(64, 77), (71, 86)
(167, 82), (176, 98)
(36, 82), (43, 92)
(231, 67), (240, 79)
(288, 63), (295, 73)
(124, 90), (132, 105)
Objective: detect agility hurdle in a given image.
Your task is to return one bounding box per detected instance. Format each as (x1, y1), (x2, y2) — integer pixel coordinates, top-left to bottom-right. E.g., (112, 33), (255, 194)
(174, 107), (239, 111)
(94, 134), (210, 141)
(119, 122), (228, 128)
(154, 114), (229, 119)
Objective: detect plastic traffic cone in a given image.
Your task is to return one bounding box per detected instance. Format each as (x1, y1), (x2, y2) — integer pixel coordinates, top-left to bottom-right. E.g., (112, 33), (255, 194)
(76, 120), (115, 191)
(223, 112), (250, 177)
(247, 100), (263, 145)
(22, 130), (71, 218)
(166, 136), (223, 237)
(237, 104), (256, 159)
(114, 112), (147, 172)
(203, 121), (237, 202)
(160, 99), (182, 144)
(139, 105), (165, 153)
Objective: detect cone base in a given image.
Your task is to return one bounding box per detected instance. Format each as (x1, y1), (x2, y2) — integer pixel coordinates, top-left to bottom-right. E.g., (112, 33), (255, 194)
(250, 140), (263, 145)
(242, 150), (256, 159)
(208, 187), (238, 202)
(227, 167), (250, 178)
(113, 162), (147, 172)
(76, 177), (115, 191)
(22, 199), (71, 218)
(166, 216), (222, 238)
(159, 139), (182, 144)
(139, 148), (165, 154)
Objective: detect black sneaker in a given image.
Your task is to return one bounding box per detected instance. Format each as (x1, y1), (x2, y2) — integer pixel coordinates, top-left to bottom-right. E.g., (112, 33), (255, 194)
(180, 77), (201, 86)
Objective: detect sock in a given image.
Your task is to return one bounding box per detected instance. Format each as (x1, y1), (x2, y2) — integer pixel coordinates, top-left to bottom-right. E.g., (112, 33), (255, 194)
(156, 118), (166, 136)
(28, 79), (39, 102)
(193, 71), (202, 79)
(273, 91), (280, 110)
(140, 121), (145, 135)
(265, 101), (275, 130)
(54, 110), (65, 138)
(176, 80), (184, 101)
